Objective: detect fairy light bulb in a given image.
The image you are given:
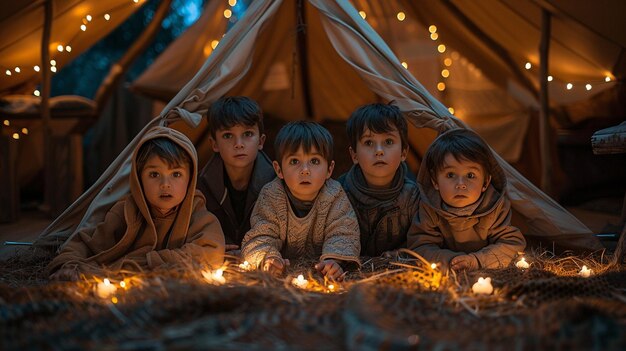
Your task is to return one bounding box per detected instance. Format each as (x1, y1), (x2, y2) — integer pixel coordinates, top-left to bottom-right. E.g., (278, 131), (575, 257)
(430, 263), (437, 269)
(437, 82), (446, 91)
(211, 40), (219, 49)
(34, 90), (40, 97)
(57, 45), (64, 52)
(525, 62), (531, 70)
(86, 15), (92, 22)
(437, 44), (446, 53)
(12, 133), (20, 140)
(359, 11), (366, 19)
(21, 128), (28, 134)
(429, 25), (437, 33)
(229, 0), (237, 6)
(50, 60), (56, 66)
(51, 66), (57, 73)
(401, 61), (408, 69)
(444, 58), (452, 66)
(605, 76), (611, 82)
(397, 12), (405, 21)
(547, 75), (553, 82)
(585, 84), (592, 90)
(224, 9), (232, 18)
(566, 83), (573, 90)
(34, 65), (40, 72)
(104, 14), (111, 21)
(14, 67), (20, 73)
(80, 24), (87, 31)
(65, 45), (72, 52)
(5, 70), (11, 76)
(3, 120), (9, 126)
(441, 69), (450, 78)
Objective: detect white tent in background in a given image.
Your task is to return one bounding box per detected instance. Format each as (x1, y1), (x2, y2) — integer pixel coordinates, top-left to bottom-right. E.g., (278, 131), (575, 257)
(35, 0), (603, 252)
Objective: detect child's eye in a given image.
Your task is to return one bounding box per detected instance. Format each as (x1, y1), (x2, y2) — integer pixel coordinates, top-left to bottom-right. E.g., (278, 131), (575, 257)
(289, 159), (299, 165)
(467, 173), (476, 179)
(149, 172), (159, 178)
(446, 172), (455, 178)
(222, 133), (233, 139)
(385, 139), (394, 145)
(310, 158), (320, 165)
(363, 140), (373, 146)
(173, 171), (182, 178)
(244, 131), (254, 137)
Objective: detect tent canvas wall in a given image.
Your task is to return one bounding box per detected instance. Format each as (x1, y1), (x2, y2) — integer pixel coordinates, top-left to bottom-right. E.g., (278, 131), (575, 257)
(35, 0), (602, 252)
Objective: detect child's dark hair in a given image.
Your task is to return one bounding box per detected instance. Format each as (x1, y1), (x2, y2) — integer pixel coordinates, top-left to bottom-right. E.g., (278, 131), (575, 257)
(274, 121), (333, 163)
(346, 102), (408, 150)
(424, 129), (493, 180)
(136, 137), (192, 173)
(207, 96), (264, 137)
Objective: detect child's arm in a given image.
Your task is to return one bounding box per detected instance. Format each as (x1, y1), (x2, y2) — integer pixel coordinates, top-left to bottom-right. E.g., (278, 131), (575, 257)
(406, 205), (461, 267)
(240, 184), (285, 269)
(144, 193), (226, 268)
(320, 189), (361, 266)
(470, 198), (526, 268)
(315, 259), (344, 280)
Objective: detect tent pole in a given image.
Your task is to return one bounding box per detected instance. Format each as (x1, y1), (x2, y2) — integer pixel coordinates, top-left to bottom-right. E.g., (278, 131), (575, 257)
(94, 0), (173, 113)
(296, 0), (314, 120)
(539, 9), (552, 194)
(42, 0), (53, 215)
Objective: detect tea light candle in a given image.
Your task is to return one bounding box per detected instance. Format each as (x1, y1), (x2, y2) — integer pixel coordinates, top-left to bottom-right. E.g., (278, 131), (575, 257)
(238, 260), (251, 271)
(472, 277), (493, 295)
(516, 257), (529, 269)
(96, 278), (117, 298)
(578, 265), (592, 278)
(291, 274), (309, 289)
(202, 268), (226, 285)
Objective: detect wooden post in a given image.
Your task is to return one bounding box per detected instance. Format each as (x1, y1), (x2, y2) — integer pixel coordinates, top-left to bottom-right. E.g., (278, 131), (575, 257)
(539, 9), (552, 194)
(0, 136), (19, 222)
(296, 0), (314, 120)
(42, 0), (54, 216)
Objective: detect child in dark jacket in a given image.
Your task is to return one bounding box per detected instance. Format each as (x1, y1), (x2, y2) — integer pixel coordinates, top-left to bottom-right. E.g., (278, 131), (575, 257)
(339, 103), (420, 257)
(407, 128), (526, 270)
(197, 97), (276, 254)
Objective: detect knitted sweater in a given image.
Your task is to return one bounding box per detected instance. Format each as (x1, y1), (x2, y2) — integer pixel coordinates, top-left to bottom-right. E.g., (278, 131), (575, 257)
(47, 127), (225, 275)
(339, 162), (420, 256)
(241, 178), (361, 268)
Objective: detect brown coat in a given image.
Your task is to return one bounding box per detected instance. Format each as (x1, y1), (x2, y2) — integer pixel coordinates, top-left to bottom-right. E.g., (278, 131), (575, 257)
(47, 127), (225, 275)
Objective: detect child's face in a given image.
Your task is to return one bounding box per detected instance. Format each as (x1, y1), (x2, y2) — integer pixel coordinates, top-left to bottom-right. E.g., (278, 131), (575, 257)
(140, 155), (190, 215)
(211, 124), (265, 170)
(349, 127), (407, 188)
(432, 153), (491, 208)
(273, 146), (334, 202)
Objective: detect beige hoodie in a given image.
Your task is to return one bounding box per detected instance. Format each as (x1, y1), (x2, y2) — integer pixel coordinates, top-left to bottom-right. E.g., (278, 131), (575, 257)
(47, 126), (225, 275)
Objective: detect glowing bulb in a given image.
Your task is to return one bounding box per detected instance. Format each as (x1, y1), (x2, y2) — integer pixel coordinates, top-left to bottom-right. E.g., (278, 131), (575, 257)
(437, 44), (446, 53)
(34, 90), (40, 97)
(444, 58), (452, 66)
(50, 59), (56, 66)
(111, 296), (118, 304)
(291, 274), (309, 289)
(57, 45), (64, 52)
(566, 83), (573, 90)
(605, 76), (611, 82)
(3, 120), (9, 126)
(21, 128), (28, 134)
(80, 24), (87, 31)
(397, 12), (405, 21)
(65, 45), (72, 52)
(104, 14), (111, 21)
(51, 66), (57, 73)
(401, 61), (408, 69)
(579, 265), (591, 278)
(430, 263), (437, 269)
(448, 107), (454, 114)
(525, 62), (531, 70)
(359, 11), (366, 19)
(430, 33), (438, 40)
(547, 75), (553, 82)
(585, 84), (592, 90)
(211, 40), (219, 49)
(5, 70), (11, 76)
(133, 0), (139, 3)
(516, 257), (529, 269)
(224, 9), (232, 18)
(441, 69), (449, 78)
(12, 133), (20, 140)
(429, 25), (437, 33)
(34, 65), (40, 72)
(14, 67), (20, 73)
(437, 82), (446, 91)
(238, 261), (252, 270)
(86, 15), (92, 22)
(328, 284), (335, 291)
(119, 281), (126, 288)
(229, 0), (237, 6)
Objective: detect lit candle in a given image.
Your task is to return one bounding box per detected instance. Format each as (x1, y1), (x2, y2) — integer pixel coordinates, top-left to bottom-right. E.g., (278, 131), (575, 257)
(238, 260), (251, 271)
(516, 257), (529, 269)
(96, 278), (117, 298)
(472, 277), (493, 295)
(327, 284), (335, 292)
(202, 268), (226, 285)
(579, 265), (592, 278)
(430, 263), (437, 270)
(291, 274), (309, 289)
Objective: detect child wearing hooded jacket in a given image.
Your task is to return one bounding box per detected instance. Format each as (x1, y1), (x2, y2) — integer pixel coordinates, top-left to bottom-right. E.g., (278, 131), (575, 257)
(48, 126), (225, 280)
(407, 128), (525, 270)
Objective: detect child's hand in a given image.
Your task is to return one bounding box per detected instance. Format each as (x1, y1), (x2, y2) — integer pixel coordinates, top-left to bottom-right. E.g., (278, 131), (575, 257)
(315, 259), (344, 281)
(262, 256), (290, 276)
(49, 265), (80, 281)
(450, 255), (479, 271)
(382, 250), (399, 259)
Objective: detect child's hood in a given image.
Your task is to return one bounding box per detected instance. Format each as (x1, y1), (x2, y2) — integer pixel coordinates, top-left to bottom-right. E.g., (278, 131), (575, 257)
(129, 126), (199, 228)
(417, 128), (507, 215)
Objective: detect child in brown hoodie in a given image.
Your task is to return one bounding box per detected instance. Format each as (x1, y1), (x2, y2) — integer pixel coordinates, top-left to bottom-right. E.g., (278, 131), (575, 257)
(48, 126), (225, 280)
(407, 129), (525, 270)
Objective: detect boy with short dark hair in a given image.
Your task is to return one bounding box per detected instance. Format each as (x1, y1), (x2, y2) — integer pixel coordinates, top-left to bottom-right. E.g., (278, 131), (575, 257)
(339, 103), (420, 257)
(407, 128), (526, 270)
(48, 127), (225, 280)
(241, 121), (361, 280)
(197, 96), (275, 253)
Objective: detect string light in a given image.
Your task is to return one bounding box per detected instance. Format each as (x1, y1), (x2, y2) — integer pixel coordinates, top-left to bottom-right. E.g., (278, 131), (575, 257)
(547, 75), (553, 82)
(3, 120), (9, 126)
(86, 15), (92, 22)
(14, 67), (20, 73)
(437, 82), (446, 91)
(429, 25), (437, 33)
(50, 60), (56, 66)
(21, 128), (28, 135)
(441, 69), (449, 78)
(605, 76), (611, 82)
(401, 61), (408, 69)
(359, 11), (366, 19)
(585, 84), (592, 91)
(80, 24), (87, 31)
(5, 70), (11, 76)
(12, 133), (20, 140)
(444, 58), (452, 66)
(224, 9), (232, 18)
(104, 14), (111, 21)
(34, 65), (40, 72)
(447, 107), (454, 114)
(397, 12), (405, 21)
(566, 83), (573, 90)
(65, 45), (72, 52)
(229, 0), (237, 6)
(51, 66), (57, 73)
(57, 45), (64, 52)
(430, 33), (438, 40)
(34, 90), (40, 96)
(437, 44), (446, 53)
(525, 62), (532, 70)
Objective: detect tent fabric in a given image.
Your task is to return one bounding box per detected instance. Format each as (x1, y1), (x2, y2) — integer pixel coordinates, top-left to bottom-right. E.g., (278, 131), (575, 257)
(0, 0), (145, 94)
(35, 0), (602, 252)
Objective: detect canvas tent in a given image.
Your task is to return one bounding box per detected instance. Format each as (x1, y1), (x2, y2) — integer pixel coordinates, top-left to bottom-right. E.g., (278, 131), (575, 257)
(35, 0), (604, 252)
